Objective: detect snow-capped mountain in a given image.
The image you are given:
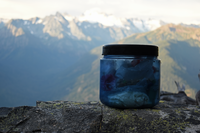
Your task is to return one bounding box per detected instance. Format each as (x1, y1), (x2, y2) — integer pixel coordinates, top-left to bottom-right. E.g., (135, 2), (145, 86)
(0, 18), (9, 28)
(0, 18), (9, 23)
(78, 8), (126, 27)
(2, 9), (200, 53)
(1, 9), (200, 44)
(77, 8), (165, 32)
(0, 9), (168, 44)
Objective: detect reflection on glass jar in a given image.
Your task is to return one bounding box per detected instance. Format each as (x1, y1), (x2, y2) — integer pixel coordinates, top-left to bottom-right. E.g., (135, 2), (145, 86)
(100, 44), (160, 108)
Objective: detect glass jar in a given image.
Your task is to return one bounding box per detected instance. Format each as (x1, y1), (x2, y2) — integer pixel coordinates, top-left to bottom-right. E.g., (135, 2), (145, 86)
(100, 44), (160, 108)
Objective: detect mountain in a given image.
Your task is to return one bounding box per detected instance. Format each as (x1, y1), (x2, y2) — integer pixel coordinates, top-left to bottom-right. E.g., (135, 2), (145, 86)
(1, 9), (200, 107)
(0, 18), (8, 29)
(180, 23), (200, 28)
(0, 10), (167, 44)
(77, 8), (166, 31)
(0, 18), (102, 107)
(0, 10), (169, 107)
(118, 24), (200, 43)
(57, 24), (200, 102)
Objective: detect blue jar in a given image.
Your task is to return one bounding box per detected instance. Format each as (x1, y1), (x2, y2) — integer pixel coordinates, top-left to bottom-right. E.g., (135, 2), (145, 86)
(100, 44), (160, 108)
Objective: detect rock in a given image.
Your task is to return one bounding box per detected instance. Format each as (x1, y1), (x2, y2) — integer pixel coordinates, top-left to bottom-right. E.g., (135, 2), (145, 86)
(197, 72), (200, 105)
(160, 91), (196, 105)
(196, 90), (200, 106)
(175, 81), (185, 92)
(1, 100), (200, 132)
(160, 81), (197, 105)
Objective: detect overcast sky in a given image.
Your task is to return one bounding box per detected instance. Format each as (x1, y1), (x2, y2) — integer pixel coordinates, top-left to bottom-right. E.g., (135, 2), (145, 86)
(0, 0), (200, 24)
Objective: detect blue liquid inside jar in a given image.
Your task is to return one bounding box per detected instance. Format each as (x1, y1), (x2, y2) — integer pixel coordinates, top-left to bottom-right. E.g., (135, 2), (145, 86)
(100, 44), (160, 109)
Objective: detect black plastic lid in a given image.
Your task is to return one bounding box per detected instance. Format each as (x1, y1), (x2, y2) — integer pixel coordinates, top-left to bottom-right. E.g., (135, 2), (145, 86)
(102, 44), (158, 56)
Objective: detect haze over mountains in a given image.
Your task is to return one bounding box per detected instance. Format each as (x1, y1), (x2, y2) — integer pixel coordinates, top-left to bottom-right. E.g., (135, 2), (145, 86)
(0, 9), (200, 107)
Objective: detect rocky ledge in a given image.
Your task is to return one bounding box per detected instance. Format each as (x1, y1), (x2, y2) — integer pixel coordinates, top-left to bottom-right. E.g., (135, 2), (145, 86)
(0, 100), (200, 133)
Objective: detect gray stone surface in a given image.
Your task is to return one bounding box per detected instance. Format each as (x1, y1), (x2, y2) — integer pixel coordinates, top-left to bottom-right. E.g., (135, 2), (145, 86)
(0, 100), (200, 133)
(160, 91), (197, 105)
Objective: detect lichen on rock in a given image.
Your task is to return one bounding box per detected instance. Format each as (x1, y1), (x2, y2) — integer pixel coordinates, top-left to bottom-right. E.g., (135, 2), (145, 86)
(0, 100), (200, 132)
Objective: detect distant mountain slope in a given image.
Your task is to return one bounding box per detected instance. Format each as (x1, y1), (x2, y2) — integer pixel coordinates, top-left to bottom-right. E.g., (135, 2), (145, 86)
(58, 24), (200, 101)
(155, 39), (200, 96)
(0, 21), (102, 107)
(0, 18), (8, 29)
(180, 23), (200, 28)
(60, 39), (200, 102)
(118, 24), (200, 44)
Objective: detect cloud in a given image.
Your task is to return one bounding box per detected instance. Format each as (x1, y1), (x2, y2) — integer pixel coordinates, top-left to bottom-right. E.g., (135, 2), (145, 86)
(0, 0), (199, 24)
(87, 0), (105, 5)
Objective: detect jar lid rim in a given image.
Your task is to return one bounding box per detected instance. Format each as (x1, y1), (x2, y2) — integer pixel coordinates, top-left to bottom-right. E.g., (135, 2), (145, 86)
(102, 44), (158, 56)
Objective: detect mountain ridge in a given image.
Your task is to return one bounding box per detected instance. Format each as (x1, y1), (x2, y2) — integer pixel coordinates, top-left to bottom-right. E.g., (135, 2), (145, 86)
(0, 10), (166, 43)
(118, 24), (200, 44)
(1, 11), (200, 45)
